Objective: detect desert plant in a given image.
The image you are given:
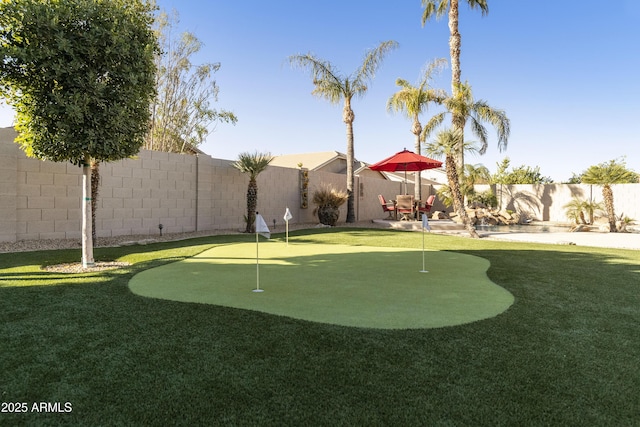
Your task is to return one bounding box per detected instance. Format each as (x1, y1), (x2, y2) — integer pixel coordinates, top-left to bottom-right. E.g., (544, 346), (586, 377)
(233, 151), (274, 233)
(581, 159), (637, 232)
(564, 197), (588, 224)
(564, 197), (604, 225)
(468, 190), (497, 209)
(312, 184), (348, 226)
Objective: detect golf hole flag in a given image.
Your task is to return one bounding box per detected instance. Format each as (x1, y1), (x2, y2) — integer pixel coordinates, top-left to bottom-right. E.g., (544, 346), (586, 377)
(255, 213), (270, 239)
(283, 207), (293, 245)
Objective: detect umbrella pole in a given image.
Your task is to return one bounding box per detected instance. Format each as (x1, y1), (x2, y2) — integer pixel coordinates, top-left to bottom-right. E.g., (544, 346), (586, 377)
(404, 169), (407, 194)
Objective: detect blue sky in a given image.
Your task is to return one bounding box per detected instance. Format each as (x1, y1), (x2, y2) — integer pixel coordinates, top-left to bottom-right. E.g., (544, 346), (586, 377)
(2, 0), (639, 182)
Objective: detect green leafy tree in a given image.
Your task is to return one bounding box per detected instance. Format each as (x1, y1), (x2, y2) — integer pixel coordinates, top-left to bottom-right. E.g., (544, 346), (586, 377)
(421, 0), (490, 168)
(0, 0), (158, 267)
(387, 58), (446, 201)
(580, 159), (638, 232)
(426, 128), (479, 238)
(289, 40), (398, 223)
(145, 10), (237, 153)
(233, 151), (274, 233)
(423, 81), (509, 173)
(492, 157), (553, 184)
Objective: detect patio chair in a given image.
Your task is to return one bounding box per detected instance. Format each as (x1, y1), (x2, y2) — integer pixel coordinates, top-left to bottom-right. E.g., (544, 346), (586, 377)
(416, 194), (436, 220)
(395, 195), (415, 221)
(378, 195), (396, 219)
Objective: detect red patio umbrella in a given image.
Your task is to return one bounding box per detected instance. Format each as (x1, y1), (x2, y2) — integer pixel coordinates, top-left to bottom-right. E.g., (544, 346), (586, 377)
(369, 148), (442, 193)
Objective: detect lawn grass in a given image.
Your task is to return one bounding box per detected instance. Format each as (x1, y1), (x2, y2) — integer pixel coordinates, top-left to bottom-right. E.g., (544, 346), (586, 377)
(1, 229), (639, 425)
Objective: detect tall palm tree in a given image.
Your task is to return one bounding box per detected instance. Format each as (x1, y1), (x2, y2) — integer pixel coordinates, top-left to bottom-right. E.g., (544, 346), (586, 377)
(387, 58), (447, 201)
(289, 40), (398, 223)
(233, 151), (274, 233)
(422, 81), (509, 173)
(580, 159), (638, 232)
(426, 128), (479, 238)
(421, 0), (489, 167)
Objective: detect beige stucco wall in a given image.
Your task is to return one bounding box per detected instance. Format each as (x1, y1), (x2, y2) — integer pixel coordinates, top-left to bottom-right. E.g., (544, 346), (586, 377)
(476, 183), (640, 223)
(2, 127), (638, 242)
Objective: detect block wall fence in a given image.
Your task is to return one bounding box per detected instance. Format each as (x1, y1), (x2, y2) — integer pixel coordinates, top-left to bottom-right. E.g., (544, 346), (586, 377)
(1, 127), (639, 243)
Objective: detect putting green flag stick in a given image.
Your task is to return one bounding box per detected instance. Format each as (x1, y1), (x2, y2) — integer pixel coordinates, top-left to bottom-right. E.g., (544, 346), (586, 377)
(254, 212), (270, 292)
(283, 207), (292, 245)
(421, 214), (431, 273)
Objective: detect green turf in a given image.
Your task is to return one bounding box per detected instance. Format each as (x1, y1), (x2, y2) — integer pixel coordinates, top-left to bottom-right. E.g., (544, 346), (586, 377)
(1, 229), (638, 425)
(129, 242), (514, 329)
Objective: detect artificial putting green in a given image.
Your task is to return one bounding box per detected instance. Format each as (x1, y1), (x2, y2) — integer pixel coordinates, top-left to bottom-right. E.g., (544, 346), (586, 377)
(129, 241), (514, 329)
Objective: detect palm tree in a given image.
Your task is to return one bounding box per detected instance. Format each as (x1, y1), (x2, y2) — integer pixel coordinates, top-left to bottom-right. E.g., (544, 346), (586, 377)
(387, 58), (447, 201)
(563, 197), (588, 225)
(289, 40), (398, 222)
(422, 81), (509, 173)
(421, 0), (489, 167)
(580, 159), (638, 232)
(233, 151), (274, 233)
(425, 128), (479, 238)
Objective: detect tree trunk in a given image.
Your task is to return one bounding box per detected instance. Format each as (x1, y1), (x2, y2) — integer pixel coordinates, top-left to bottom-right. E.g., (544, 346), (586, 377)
(446, 154), (479, 238)
(449, 0), (466, 176)
(413, 119), (422, 202)
(246, 178), (258, 233)
(82, 156), (94, 267)
(344, 101), (356, 223)
(91, 160), (100, 242)
(602, 184), (617, 232)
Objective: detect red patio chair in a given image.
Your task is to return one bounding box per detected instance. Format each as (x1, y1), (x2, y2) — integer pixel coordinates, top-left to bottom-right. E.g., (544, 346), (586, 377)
(416, 194), (436, 220)
(378, 195), (396, 219)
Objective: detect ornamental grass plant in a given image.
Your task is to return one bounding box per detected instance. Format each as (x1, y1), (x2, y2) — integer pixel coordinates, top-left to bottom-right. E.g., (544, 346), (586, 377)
(0, 229), (638, 425)
(312, 183), (348, 226)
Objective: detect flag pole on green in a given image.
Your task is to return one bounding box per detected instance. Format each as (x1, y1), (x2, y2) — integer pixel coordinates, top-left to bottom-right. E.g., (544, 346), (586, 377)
(421, 214), (431, 273)
(283, 207), (292, 245)
(254, 212), (270, 292)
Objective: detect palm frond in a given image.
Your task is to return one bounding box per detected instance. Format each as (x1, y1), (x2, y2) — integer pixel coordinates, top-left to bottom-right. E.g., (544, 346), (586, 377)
(289, 53), (345, 104)
(469, 116), (488, 154)
(421, 112), (446, 141)
(232, 151), (274, 179)
(421, 0), (449, 25)
(352, 40), (398, 96)
(474, 100), (510, 151)
(418, 57), (447, 90)
(468, 0), (489, 16)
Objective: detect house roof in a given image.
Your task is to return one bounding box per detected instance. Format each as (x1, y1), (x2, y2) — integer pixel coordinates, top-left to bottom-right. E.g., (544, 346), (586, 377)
(270, 151), (366, 173)
(271, 150), (446, 185)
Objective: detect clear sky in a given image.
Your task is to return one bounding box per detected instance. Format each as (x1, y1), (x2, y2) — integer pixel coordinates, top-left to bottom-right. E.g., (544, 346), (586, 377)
(2, 0), (639, 182)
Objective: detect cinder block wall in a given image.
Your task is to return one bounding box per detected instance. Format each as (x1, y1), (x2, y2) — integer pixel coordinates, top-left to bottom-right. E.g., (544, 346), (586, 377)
(2, 127), (639, 242)
(0, 128), (18, 242)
